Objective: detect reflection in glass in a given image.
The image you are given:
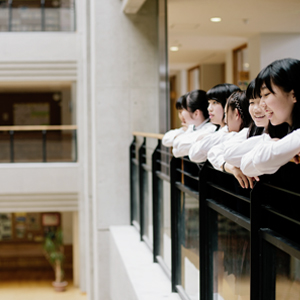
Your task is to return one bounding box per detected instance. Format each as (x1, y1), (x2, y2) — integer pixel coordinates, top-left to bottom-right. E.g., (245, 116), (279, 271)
(132, 163), (140, 227)
(159, 180), (171, 270)
(276, 248), (300, 300)
(213, 214), (250, 300)
(181, 192), (199, 300)
(143, 170), (153, 246)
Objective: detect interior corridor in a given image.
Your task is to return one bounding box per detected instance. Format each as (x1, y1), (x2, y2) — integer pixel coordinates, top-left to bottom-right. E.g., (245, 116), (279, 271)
(0, 281), (86, 300)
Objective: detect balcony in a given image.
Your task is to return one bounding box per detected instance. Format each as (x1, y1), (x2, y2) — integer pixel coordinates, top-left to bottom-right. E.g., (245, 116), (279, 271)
(0, 0), (75, 32)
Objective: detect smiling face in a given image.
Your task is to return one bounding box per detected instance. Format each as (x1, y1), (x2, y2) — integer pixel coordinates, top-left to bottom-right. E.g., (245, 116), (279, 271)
(260, 83), (296, 126)
(207, 99), (225, 126)
(249, 97), (268, 128)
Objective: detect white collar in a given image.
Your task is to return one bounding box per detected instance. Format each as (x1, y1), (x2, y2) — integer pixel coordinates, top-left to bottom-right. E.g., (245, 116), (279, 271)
(194, 118), (210, 130)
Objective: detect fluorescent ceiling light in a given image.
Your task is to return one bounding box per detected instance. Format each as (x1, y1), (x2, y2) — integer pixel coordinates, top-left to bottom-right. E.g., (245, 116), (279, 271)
(170, 46), (179, 52)
(210, 17), (221, 22)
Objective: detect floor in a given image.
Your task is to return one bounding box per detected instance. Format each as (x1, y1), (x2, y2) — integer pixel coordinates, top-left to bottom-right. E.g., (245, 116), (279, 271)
(0, 281), (87, 300)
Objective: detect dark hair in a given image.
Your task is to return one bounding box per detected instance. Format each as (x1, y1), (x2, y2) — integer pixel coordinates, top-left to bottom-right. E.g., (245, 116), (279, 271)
(175, 94), (187, 110)
(246, 79), (265, 137)
(226, 90), (252, 131)
(254, 58), (300, 137)
(206, 83), (241, 108)
(182, 89), (209, 119)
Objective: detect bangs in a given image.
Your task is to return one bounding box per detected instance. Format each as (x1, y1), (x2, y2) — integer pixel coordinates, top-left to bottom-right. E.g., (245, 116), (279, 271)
(254, 66), (275, 97)
(246, 80), (257, 100)
(181, 94), (188, 110)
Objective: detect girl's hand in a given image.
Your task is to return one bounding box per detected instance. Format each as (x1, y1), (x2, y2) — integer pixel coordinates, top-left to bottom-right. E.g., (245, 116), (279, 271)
(182, 123), (188, 131)
(224, 163), (257, 189)
(292, 153), (300, 164)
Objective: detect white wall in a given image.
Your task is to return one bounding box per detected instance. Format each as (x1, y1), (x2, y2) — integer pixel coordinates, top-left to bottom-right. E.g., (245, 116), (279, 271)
(0, 33), (77, 62)
(248, 34), (261, 80)
(260, 33), (300, 68)
(248, 33), (300, 80)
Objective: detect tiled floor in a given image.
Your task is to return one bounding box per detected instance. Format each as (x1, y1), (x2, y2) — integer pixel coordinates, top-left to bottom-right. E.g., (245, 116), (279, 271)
(0, 281), (87, 300)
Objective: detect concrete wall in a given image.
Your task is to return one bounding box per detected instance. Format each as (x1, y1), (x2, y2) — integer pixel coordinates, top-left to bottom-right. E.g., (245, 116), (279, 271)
(77, 0), (159, 298)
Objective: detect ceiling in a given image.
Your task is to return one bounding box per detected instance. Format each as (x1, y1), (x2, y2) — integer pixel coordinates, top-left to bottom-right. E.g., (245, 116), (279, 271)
(168, 0), (300, 70)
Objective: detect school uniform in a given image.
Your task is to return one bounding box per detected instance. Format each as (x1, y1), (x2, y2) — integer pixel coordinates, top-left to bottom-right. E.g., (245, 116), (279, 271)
(162, 127), (185, 147)
(188, 125), (237, 163)
(240, 129), (300, 177)
(172, 119), (217, 158)
(224, 132), (269, 168)
(207, 127), (249, 171)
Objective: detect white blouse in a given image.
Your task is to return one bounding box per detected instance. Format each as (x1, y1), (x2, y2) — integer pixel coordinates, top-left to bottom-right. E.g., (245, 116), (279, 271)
(172, 120), (216, 158)
(189, 126), (237, 163)
(240, 129), (300, 177)
(162, 127), (185, 147)
(207, 127), (249, 171)
(224, 132), (270, 168)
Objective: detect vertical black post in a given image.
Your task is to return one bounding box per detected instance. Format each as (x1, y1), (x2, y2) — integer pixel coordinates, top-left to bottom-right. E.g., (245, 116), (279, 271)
(261, 235), (276, 300)
(139, 137), (146, 241)
(199, 162), (213, 300)
(42, 130), (47, 162)
(170, 156), (182, 292)
(152, 139), (161, 262)
(41, 0), (45, 31)
(8, 0), (12, 31)
(9, 130), (14, 163)
(129, 137), (136, 225)
(73, 129), (78, 162)
(250, 182), (264, 300)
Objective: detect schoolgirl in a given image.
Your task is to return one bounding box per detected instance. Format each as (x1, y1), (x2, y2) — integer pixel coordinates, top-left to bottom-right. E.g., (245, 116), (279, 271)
(189, 90), (250, 163)
(208, 80), (269, 188)
(162, 94), (188, 147)
(172, 89), (217, 157)
(240, 58), (300, 177)
(172, 84), (240, 158)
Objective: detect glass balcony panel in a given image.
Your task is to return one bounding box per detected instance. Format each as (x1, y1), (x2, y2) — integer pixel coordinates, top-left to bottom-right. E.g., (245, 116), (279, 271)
(276, 248), (300, 300)
(213, 213), (250, 300)
(0, 131), (11, 163)
(45, 130), (75, 162)
(181, 192), (199, 300)
(0, 0), (75, 32)
(132, 163), (140, 227)
(13, 131), (43, 162)
(159, 179), (171, 270)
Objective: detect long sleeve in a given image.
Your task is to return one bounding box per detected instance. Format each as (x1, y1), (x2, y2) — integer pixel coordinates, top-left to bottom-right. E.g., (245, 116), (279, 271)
(224, 133), (270, 168)
(172, 122), (216, 158)
(241, 129), (300, 177)
(189, 126), (237, 163)
(162, 128), (185, 147)
(207, 127), (249, 170)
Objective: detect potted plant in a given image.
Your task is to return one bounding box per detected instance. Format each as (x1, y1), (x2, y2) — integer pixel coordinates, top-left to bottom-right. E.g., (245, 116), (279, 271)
(43, 228), (68, 292)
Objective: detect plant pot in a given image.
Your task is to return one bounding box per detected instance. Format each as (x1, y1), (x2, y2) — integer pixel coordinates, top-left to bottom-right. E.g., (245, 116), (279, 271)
(52, 281), (68, 292)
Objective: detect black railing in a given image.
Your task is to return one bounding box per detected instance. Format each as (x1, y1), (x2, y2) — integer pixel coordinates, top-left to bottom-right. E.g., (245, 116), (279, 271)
(0, 125), (77, 163)
(130, 132), (300, 300)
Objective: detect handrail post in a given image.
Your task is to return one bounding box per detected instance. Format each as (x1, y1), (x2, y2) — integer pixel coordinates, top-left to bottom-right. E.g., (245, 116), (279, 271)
(41, 0), (45, 31)
(199, 161), (212, 300)
(138, 137), (146, 241)
(9, 130), (14, 163)
(170, 156), (182, 292)
(42, 130), (47, 162)
(152, 139), (161, 262)
(129, 136), (136, 225)
(8, 0), (12, 31)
